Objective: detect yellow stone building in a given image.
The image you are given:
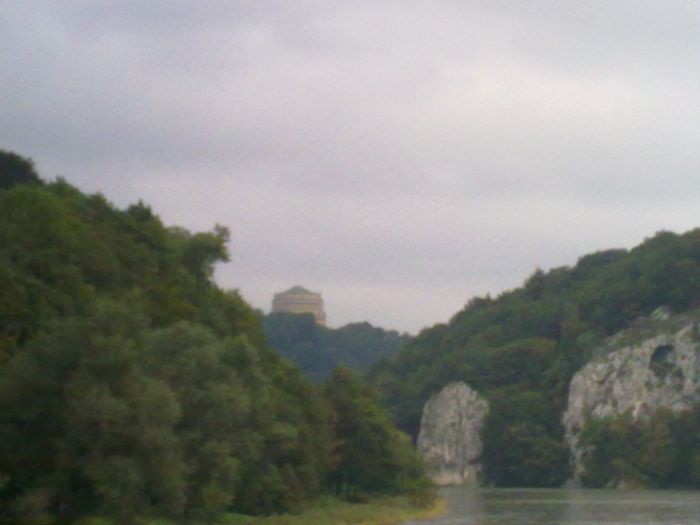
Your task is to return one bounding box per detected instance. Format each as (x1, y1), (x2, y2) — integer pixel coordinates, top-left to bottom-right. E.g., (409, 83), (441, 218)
(271, 286), (326, 325)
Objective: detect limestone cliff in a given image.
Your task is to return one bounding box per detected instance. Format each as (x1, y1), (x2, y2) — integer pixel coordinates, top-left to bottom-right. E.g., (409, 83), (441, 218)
(417, 381), (489, 486)
(563, 308), (700, 481)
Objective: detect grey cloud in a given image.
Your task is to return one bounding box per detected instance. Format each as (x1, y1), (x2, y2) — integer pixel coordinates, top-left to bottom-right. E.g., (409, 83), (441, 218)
(2, 1), (700, 332)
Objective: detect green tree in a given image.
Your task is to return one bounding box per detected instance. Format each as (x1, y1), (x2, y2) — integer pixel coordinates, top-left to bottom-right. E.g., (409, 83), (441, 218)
(0, 153), (342, 522)
(324, 368), (432, 502)
(263, 313), (410, 382)
(579, 407), (700, 489)
(482, 389), (570, 487)
(0, 150), (42, 190)
(0, 299), (185, 522)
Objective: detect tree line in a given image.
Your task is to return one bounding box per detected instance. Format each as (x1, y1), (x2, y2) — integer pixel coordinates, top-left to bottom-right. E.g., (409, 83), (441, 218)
(371, 220), (700, 487)
(0, 151), (431, 524)
(262, 313), (411, 382)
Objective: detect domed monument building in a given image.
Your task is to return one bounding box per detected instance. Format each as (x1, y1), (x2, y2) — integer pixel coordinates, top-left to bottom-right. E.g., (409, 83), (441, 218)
(271, 286), (326, 326)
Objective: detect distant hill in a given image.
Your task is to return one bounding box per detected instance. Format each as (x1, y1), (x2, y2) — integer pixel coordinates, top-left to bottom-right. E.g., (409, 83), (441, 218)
(262, 312), (411, 382)
(370, 228), (700, 487)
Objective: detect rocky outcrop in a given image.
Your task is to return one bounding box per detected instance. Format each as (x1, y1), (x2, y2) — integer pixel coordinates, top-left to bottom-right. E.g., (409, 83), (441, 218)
(563, 309), (700, 481)
(417, 381), (489, 485)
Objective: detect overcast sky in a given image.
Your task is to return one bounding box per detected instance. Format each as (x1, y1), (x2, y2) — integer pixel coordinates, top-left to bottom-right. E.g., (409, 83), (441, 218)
(2, 1), (700, 333)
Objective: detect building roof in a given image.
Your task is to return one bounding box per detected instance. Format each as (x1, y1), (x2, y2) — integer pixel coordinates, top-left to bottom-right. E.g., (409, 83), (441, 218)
(283, 285), (313, 295)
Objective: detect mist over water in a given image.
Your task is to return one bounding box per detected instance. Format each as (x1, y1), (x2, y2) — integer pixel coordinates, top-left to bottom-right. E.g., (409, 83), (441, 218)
(411, 488), (700, 525)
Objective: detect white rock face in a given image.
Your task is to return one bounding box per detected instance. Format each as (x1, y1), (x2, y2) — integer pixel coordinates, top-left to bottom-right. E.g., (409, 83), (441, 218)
(417, 381), (489, 486)
(563, 313), (700, 481)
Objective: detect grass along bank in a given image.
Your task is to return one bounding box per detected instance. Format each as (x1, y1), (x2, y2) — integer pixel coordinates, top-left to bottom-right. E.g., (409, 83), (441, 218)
(42, 496), (445, 525)
(219, 495), (446, 525)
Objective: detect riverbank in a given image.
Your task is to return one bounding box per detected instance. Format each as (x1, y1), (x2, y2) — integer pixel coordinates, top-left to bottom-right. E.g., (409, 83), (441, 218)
(222, 495), (446, 525)
(1, 495), (445, 525)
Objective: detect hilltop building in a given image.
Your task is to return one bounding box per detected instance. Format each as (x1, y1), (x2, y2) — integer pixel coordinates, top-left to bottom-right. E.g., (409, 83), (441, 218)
(271, 286), (326, 325)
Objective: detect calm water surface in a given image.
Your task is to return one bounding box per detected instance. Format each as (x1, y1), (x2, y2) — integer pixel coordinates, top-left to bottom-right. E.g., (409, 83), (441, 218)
(409, 488), (700, 525)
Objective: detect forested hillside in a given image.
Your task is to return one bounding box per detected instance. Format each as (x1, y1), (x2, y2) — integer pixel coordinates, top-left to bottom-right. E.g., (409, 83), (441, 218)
(263, 313), (411, 382)
(0, 151), (431, 524)
(371, 228), (700, 487)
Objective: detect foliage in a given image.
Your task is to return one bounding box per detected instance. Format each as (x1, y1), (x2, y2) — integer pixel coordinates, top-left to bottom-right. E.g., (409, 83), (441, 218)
(0, 150), (42, 191)
(323, 368), (434, 502)
(371, 228), (700, 486)
(482, 388), (570, 487)
(0, 287), (327, 521)
(578, 407), (700, 488)
(0, 152), (428, 523)
(262, 313), (411, 382)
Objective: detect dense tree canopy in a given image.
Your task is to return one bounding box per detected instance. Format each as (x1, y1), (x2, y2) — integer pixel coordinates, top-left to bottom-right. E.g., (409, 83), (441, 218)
(324, 368), (430, 500)
(579, 407), (700, 488)
(263, 313), (411, 382)
(0, 151), (431, 524)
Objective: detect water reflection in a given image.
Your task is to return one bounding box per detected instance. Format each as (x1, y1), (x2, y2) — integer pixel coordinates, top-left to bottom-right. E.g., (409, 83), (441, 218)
(409, 488), (700, 525)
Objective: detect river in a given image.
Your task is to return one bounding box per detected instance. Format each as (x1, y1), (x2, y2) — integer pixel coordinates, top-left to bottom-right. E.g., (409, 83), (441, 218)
(409, 488), (700, 525)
